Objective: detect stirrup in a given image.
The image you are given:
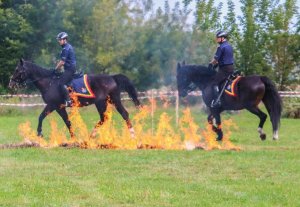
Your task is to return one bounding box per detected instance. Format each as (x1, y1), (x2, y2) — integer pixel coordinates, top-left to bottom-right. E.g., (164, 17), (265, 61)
(65, 100), (73, 107)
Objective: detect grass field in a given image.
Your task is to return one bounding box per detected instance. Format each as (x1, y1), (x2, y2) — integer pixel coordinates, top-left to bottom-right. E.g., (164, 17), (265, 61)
(0, 105), (299, 206)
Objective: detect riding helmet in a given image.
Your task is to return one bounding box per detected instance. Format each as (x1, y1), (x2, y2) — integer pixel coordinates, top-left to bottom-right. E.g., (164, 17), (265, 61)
(216, 31), (228, 38)
(56, 32), (68, 40)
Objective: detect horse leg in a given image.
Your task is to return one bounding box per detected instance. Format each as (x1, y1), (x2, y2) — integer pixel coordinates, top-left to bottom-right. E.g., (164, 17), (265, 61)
(110, 93), (135, 138)
(207, 113), (214, 125)
(207, 113), (216, 132)
(246, 106), (267, 140)
(91, 99), (108, 138)
(37, 105), (54, 137)
(55, 108), (74, 139)
(212, 112), (223, 141)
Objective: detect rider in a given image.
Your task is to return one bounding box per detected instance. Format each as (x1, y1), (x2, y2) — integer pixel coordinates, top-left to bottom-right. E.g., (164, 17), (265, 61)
(55, 32), (76, 107)
(209, 30), (234, 108)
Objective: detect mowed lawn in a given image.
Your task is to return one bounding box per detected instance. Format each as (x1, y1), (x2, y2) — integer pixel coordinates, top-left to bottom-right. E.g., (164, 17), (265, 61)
(0, 106), (299, 207)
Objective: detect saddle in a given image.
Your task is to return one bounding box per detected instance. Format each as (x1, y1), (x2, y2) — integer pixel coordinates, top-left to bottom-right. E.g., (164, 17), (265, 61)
(69, 74), (95, 98)
(227, 70), (241, 81)
(223, 70), (242, 97)
(72, 71), (84, 79)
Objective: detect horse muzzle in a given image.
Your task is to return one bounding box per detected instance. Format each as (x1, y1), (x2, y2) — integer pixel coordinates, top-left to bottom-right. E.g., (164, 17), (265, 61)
(8, 80), (18, 90)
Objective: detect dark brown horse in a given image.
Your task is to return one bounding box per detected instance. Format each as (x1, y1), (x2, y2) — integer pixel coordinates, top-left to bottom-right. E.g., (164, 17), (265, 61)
(9, 59), (141, 138)
(176, 62), (282, 141)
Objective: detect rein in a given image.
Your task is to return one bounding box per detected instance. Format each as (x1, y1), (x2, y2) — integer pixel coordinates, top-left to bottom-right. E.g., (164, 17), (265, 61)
(12, 64), (55, 91)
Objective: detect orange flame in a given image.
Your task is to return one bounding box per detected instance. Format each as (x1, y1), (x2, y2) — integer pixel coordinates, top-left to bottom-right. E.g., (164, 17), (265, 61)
(18, 99), (241, 150)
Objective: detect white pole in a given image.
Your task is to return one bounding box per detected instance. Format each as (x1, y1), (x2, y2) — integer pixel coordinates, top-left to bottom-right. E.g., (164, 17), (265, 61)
(176, 90), (179, 126)
(151, 89), (154, 136)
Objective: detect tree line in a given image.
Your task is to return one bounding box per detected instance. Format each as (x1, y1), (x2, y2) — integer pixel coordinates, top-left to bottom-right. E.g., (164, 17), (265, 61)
(0, 0), (299, 92)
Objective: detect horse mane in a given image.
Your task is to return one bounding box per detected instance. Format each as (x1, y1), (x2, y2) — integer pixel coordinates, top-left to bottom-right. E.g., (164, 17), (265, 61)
(24, 61), (53, 77)
(179, 64), (216, 89)
(182, 64), (215, 77)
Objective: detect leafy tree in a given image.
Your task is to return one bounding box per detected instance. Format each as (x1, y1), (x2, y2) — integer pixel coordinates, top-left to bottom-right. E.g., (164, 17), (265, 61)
(195, 0), (222, 32)
(267, 0), (299, 89)
(238, 0), (257, 75)
(0, 1), (32, 90)
(83, 0), (136, 74)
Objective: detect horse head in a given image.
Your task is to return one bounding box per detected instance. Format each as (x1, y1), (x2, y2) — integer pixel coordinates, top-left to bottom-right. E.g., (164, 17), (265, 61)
(176, 62), (190, 97)
(177, 62), (216, 97)
(9, 59), (30, 89)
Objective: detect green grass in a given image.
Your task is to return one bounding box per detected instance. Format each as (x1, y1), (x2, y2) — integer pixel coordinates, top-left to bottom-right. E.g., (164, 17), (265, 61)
(0, 106), (299, 206)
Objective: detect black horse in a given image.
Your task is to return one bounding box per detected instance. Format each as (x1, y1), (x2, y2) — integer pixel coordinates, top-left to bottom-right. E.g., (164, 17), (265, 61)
(9, 59), (141, 138)
(176, 62), (282, 141)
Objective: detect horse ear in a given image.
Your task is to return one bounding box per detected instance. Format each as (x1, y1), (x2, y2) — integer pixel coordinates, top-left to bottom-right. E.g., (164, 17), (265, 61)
(182, 60), (186, 66)
(177, 62), (181, 73)
(20, 58), (24, 66)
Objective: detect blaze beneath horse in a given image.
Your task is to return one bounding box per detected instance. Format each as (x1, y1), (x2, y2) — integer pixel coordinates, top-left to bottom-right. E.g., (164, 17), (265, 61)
(17, 98), (240, 150)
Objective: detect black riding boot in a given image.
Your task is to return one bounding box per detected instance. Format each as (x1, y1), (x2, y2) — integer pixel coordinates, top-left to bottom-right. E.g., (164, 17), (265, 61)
(61, 85), (72, 107)
(211, 85), (221, 108)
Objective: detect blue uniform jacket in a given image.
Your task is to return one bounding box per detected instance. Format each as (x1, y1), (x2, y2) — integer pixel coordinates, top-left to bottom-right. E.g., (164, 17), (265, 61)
(214, 41), (234, 67)
(60, 43), (76, 70)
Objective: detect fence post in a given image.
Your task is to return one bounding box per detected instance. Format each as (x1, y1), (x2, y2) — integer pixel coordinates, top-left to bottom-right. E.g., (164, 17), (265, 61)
(151, 89), (154, 136)
(176, 90), (179, 126)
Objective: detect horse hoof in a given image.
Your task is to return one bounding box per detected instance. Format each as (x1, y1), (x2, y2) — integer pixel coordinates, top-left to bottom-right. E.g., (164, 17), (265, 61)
(129, 128), (135, 138)
(273, 131), (279, 141)
(260, 134), (266, 141)
(37, 132), (43, 137)
(90, 129), (98, 138)
(216, 137), (223, 142)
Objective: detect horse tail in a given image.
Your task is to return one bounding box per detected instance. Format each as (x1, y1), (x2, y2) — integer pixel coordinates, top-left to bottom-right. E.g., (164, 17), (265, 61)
(260, 76), (282, 135)
(112, 74), (141, 107)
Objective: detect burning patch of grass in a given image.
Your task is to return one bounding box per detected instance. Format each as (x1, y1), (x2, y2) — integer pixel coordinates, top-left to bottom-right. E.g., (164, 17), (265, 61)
(16, 101), (240, 151)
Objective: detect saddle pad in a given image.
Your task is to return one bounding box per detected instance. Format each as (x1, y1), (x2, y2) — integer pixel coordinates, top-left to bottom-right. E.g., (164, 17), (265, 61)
(71, 74), (95, 98)
(225, 76), (242, 97)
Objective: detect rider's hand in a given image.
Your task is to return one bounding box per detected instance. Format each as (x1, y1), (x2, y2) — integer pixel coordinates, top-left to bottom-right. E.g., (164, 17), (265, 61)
(50, 68), (62, 76)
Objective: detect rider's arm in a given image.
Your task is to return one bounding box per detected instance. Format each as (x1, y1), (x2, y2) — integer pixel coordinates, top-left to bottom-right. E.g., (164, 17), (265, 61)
(55, 60), (65, 70)
(211, 46), (222, 65)
(56, 46), (69, 70)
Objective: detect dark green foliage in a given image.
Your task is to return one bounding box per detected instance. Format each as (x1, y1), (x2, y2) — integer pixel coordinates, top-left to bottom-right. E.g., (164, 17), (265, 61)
(0, 0), (299, 91)
(282, 97), (300, 118)
(0, 1), (32, 89)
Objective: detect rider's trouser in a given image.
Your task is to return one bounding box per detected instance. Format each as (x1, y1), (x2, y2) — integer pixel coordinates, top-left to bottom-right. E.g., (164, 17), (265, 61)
(59, 68), (75, 102)
(211, 65), (234, 105)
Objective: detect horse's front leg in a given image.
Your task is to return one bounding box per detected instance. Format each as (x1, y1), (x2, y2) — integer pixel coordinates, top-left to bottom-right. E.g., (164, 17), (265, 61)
(37, 105), (54, 137)
(211, 111), (223, 141)
(56, 107), (74, 139)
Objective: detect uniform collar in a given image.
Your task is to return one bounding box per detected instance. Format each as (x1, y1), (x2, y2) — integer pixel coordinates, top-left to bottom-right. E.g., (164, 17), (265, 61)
(61, 42), (68, 48)
(218, 40), (227, 45)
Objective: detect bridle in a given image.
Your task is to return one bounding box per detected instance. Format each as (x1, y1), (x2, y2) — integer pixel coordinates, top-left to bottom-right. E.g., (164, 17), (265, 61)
(178, 68), (197, 94)
(10, 65), (42, 88)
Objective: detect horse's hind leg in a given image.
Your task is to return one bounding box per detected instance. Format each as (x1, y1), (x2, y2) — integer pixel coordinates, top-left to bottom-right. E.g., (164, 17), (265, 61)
(246, 106), (267, 140)
(56, 108), (74, 139)
(110, 93), (135, 138)
(37, 105), (54, 137)
(91, 99), (108, 138)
